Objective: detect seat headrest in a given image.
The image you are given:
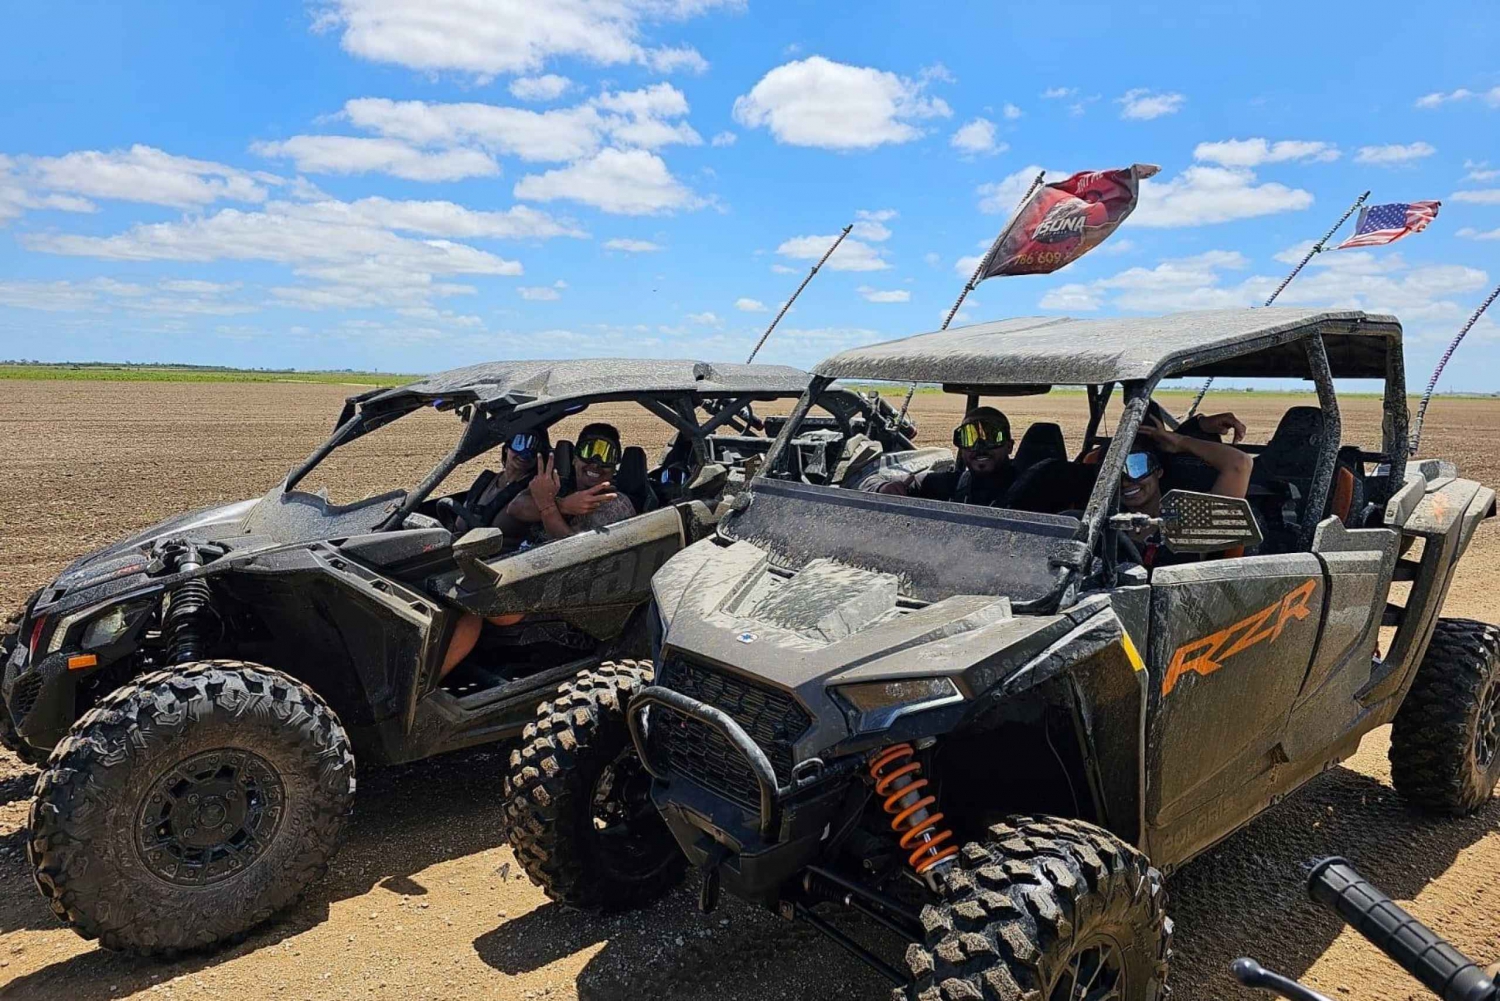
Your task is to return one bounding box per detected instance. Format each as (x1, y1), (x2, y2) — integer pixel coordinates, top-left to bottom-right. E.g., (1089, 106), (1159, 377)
(1268, 407), (1325, 451)
(616, 445), (650, 511)
(1013, 422), (1067, 471)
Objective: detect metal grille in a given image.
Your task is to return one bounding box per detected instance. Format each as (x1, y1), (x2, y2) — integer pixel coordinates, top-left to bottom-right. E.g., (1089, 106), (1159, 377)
(10, 672), (42, 721)
(652, 656), (811, 809)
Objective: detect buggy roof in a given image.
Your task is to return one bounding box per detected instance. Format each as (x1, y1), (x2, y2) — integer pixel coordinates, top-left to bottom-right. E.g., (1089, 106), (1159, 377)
(813, 308), (1402, 387)
(358, 358), (812, 414)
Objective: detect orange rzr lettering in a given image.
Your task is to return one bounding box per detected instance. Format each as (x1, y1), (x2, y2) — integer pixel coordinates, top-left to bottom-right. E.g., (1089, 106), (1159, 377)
(1162, 578), (1318, 697)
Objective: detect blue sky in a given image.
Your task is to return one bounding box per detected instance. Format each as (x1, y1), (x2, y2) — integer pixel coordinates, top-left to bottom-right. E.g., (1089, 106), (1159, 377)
(2, 1), (1498, 387)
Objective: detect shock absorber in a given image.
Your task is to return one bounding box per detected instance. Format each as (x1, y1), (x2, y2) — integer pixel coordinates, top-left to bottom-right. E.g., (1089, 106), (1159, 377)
(868, 743), (958, 877)
(162, 547), (217, 664)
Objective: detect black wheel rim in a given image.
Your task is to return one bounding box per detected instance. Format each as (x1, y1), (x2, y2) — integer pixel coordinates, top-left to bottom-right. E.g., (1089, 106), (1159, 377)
(1476, 681), (1500, 768)
(136, 748), (287, 886)
(590, 747), (667, 879)
(1050, 937), (1127, 1001)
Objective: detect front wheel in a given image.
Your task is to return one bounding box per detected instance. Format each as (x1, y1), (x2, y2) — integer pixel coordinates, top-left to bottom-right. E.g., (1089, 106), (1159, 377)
(503, 660), (684, 912)
(28, 661), (355, 955)
(908, 816), (1171, 1000)
(1390, 617), (1500, 814)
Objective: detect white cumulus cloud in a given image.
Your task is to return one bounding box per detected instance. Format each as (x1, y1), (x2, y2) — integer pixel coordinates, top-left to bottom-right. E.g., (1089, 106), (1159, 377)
(735, 297), (767, 312)
(314, 0), (733, 78)
(951, 118), (1003, 155)
(1134, 166), (1314, 227)
(857, 286), (910, 303)
(604, 237), (663, 252)
(1415, 86), (1500, 109)
(1354, 142), (1437, 166)
(777, 233), (888, 271)
(1118, 89), (1186, 120)
(513, 147), (703, 215)
(509, 74), (573, 102)
(1451, 188), (1500, 205)
(17, 145), (272, 208)
(1193, 138), (1340, 167)
(251, 136), (499, 181)
(732, 56), (951, 150)
(518, 285), (561, 301)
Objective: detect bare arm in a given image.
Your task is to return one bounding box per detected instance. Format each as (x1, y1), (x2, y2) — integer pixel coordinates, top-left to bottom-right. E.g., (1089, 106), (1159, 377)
(1139, 425), (1253, 499)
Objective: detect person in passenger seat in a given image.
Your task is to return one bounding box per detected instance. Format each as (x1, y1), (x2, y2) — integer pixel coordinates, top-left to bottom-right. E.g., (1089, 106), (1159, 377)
(1119, 417), (1253, 567)
(502, 422), (638, 541)
(873, 407), (1019, 505)
(448, 431), (545, 534)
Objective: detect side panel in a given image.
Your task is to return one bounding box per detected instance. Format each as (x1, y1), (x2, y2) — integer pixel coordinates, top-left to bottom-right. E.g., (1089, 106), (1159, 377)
(435, 506), (685, 621)
(1279, 519), (1399, 761)
(1144, 554), (1324, 857)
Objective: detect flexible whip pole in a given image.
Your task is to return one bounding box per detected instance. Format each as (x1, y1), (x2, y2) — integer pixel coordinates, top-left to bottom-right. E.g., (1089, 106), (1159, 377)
(746, 224), (852, 364)
(1409, 281), (1500, 454)
(1185, 190), (1370, 418)
(897, 171), (1049, 425)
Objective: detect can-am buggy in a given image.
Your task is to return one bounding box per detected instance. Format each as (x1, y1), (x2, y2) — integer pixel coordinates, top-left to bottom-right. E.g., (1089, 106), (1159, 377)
(2, 357), (915, 954)
(504, 310), (1499, 1000)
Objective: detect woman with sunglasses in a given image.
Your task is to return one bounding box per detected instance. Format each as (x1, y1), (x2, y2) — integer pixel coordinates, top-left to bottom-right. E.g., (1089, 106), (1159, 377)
(448, 431), (547, 534)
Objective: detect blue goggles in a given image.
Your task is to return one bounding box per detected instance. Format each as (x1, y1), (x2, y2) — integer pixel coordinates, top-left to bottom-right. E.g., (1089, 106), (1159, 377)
(507, 433), (543, 459)
(1123, 451), (1160, 481)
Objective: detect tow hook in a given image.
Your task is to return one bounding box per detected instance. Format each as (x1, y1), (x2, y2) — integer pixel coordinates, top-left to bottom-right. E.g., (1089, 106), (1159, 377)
(698, 843), (731, 914)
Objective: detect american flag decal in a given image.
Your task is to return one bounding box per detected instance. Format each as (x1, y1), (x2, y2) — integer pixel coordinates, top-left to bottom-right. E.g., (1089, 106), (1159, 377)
(1335, 200), (1441, 249)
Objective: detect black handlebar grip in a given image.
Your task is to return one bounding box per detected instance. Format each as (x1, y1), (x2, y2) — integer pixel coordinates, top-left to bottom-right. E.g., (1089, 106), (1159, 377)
(1308, 858), (1496, 1001)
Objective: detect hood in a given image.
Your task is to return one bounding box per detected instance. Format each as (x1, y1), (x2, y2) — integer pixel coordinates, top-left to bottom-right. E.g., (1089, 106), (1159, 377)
(652, 538), (1131, 758)
(51, 498), (261, 595)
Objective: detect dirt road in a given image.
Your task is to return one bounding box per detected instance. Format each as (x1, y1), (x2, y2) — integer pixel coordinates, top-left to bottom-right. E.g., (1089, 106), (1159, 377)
(2, 380), (1497, 1000)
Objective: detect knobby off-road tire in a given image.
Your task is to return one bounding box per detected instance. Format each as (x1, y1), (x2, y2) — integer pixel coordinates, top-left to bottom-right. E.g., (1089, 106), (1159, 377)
(28, 660), (356, 955)
(1, 591), (47, 766)
(908, 816), (1171, 1001)
(503, 660), (684, 912)
(1390, 617), (1500, 815)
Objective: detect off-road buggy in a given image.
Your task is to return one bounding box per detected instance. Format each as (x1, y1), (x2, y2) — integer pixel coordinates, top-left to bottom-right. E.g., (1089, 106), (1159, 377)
(504, 309), (1499, 1000)
(1, 357), (915, 954)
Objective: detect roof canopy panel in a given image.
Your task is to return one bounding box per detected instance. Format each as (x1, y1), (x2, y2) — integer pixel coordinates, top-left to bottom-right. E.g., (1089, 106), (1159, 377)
(360, 358), (812, 413)
(814, 308), (1402, 386)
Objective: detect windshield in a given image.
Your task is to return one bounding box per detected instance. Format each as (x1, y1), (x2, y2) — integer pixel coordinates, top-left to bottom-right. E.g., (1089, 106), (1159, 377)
(292, 402), (462, 507)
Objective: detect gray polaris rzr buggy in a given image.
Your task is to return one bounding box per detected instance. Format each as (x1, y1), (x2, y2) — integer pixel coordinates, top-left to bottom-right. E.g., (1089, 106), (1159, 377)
(1, 357), (914, 955)
(504, 310), (1499, 1000)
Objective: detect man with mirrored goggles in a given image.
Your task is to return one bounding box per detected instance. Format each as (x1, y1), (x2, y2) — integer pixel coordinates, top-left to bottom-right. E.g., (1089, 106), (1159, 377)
(897, 406), (1019, 505)
(503, 421), (638, 542)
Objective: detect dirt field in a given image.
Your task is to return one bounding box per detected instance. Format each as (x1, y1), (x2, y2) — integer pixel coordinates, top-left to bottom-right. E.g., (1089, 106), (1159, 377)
(2, 379), (1498, 1001)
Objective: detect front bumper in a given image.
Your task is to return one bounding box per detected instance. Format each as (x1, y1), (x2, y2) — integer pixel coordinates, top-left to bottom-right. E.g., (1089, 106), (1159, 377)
(628, 685), (866, 905)
(3, 635), (88, 752)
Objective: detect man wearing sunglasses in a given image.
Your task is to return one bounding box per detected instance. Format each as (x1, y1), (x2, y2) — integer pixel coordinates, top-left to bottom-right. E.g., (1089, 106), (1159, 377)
(878, 407), (1019, 505)
(503, 422), (637, 542)
(1120, 418), (1253, 566)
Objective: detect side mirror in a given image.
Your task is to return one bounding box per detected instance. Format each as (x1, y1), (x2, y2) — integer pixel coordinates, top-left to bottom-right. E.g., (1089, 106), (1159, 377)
(452, 527), (506, 585)
(1158, 490), (1263, 554)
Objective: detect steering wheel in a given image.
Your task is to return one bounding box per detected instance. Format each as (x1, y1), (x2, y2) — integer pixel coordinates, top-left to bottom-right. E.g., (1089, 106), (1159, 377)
(434, 496), (472, 532)
(1116, 530), (1146, 566)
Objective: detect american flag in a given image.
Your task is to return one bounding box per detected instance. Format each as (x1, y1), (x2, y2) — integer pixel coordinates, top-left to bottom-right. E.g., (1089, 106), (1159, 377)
(1335, 201), (1441, 249)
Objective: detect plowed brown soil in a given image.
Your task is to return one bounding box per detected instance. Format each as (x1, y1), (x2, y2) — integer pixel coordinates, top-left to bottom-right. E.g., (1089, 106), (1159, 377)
(1, 380), (1497, 1000)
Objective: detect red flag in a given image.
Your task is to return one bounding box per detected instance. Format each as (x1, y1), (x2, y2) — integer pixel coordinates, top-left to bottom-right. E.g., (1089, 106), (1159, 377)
(982, 164), (1159, 278)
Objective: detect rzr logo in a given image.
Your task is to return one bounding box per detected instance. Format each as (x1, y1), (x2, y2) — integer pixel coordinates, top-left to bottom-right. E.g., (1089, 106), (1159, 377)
(1163, 578), (1319, 696)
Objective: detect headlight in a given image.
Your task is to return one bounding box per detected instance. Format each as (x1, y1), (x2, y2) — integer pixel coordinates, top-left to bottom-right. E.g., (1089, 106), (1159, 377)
(80, 599), (154, 649)
(833, 677), (963, 732)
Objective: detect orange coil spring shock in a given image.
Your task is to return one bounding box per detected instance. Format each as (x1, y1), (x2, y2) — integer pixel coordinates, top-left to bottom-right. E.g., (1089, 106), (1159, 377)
(868, 743), (958, 875)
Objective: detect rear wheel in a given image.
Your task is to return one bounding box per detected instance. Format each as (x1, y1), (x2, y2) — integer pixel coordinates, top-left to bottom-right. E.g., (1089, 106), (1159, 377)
(503, 660), (684, 912)
(1390, 617), (1500, 814)
(908, 816), (1171, 1001)
(28, 661), (355, 954)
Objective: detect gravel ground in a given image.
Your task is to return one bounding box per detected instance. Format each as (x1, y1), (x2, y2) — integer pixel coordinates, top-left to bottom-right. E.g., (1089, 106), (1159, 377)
(1, 380), (1497, 1000)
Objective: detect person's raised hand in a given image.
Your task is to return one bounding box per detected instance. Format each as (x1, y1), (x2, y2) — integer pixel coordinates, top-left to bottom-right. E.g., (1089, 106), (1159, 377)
(1197, 411), (1247, 443)
(1136, 424), (1186, 455)
(527, 453), (561, 510)
(558, 480), (617, 517)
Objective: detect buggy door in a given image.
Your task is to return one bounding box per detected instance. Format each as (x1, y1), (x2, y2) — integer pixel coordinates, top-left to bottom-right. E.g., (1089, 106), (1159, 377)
(1143, 553), (1325, 860)
(435, 505), (686, 648)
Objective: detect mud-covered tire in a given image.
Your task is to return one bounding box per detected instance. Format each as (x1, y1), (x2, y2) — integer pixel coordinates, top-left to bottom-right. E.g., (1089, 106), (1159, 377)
(28, 660), (356, 955)
(503, 660), (684, 912)
(1390, 618), (1500, 815)
(1, 591), (47, 766)
(908, 816), (1171, 1001)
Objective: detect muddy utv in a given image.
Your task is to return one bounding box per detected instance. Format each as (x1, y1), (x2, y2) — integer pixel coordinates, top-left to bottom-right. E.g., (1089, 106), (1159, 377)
(504, 309), (1499, 1000)
(2, 357), (915, 954)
